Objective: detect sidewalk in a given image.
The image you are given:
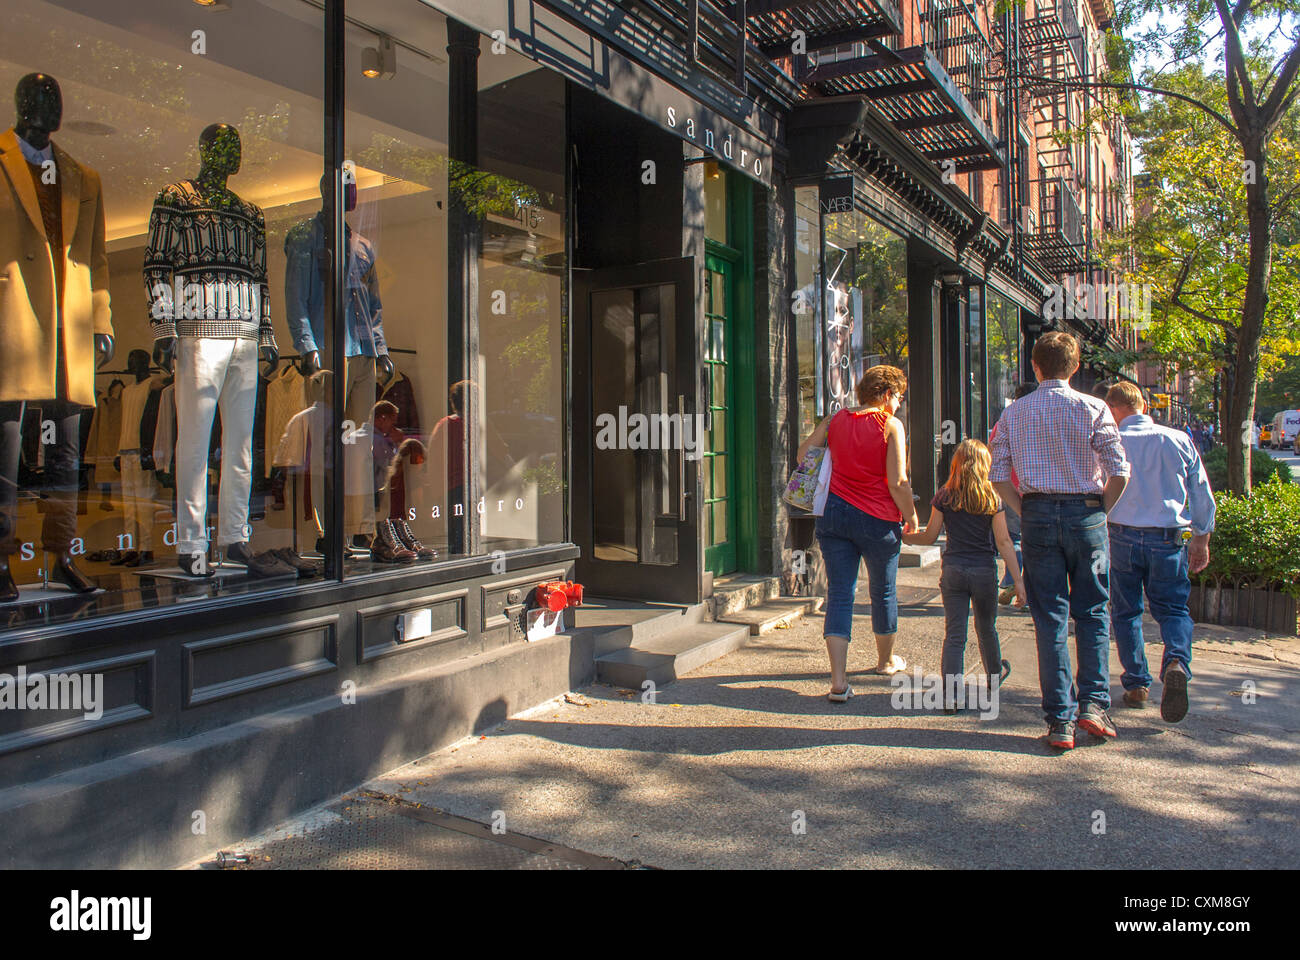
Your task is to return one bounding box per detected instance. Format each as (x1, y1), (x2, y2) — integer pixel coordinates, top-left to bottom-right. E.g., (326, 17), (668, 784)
(200, 564), (1300, 870)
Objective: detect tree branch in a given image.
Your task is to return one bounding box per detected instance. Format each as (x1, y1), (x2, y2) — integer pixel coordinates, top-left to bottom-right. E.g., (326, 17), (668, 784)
(1012, 75), (1239, 136)
(1261, 39), (1300, 126)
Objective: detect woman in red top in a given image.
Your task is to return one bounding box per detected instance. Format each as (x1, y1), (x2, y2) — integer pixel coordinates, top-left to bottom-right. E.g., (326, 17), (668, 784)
(797, 365), (920, 702)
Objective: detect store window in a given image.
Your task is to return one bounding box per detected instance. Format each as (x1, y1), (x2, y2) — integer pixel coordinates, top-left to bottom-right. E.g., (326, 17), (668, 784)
(968, 285), (985, 440)
(1, 0), (327, 629)
(986, 289), (1020, 426)
(793, 185), (819, 438)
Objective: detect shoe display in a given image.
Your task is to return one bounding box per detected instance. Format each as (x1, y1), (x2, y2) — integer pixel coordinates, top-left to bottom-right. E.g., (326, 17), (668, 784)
(225, 541), (297, 579)
(1047, 720), (1076, 750)
(371, 520), (415, 563)
(1077, 703), (1118, 739)
(125, 551), (153, 568)
(1122, 687), (1149, 709)
(272, 548), (323, 578)
(49, 554), (97, 593)
(1161, 662), (1189, 723)
(110, 550), (138, 566)
(393, 519), (437, 561)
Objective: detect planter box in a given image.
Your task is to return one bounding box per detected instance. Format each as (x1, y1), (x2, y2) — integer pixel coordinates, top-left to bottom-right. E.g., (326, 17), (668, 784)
(1189, 580), (1300, 636)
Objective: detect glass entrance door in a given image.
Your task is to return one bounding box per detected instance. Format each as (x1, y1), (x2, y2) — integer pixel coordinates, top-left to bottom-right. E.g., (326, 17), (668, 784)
(573, 259), (701, 603)
(703, 254), (736, 576)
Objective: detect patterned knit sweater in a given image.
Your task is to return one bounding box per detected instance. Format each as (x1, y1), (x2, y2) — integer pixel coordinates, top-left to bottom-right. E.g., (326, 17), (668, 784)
(143, 179), (275, 349)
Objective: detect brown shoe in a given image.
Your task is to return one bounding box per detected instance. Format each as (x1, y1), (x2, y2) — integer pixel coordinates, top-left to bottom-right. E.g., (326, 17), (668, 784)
(1122, 687), (1149, 708)
(371, 520), (416, 563)
(393, 519), (438, 561)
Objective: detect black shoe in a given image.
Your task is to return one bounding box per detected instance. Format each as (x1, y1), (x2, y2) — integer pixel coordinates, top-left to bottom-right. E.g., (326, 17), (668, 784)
(1078, 703), (1118, 739)
(126, 550), (153, 568)
(178, 552), (214, 578)
(272, 548), (323, 578)
(371, 521), (416, 563)
(225, 542), (296, 579)
(1047, 720), (1076, 750)
(999, 659), (1011, 684)
(0, 557), (18, 603)
(49, 554), (97, 593)
(110, 550), (138, 566)
(394, 520), (438, 561)
(1161, 662), (1189, 723)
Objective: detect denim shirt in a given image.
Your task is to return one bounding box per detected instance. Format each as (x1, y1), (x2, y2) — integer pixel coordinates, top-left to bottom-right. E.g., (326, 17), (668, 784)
(284, 212), (387, 358)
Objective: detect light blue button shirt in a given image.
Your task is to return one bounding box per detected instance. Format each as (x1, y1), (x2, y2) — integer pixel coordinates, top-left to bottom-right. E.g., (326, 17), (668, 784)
(1108, 414), (1216, 534)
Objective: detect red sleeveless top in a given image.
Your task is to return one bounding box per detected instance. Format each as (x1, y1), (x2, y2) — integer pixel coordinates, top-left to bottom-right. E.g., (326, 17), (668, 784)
(827, 408), (901, 522)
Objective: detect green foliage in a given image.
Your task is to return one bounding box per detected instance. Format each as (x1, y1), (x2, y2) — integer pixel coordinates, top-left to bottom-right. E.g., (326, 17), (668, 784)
(1201, 478), (1300, 595)
(1202, 445), (1292, 491)
(1257, 353), (1300, 423)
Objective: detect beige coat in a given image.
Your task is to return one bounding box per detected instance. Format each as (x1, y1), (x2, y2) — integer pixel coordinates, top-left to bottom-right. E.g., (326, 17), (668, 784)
(0, 127), (112, 407)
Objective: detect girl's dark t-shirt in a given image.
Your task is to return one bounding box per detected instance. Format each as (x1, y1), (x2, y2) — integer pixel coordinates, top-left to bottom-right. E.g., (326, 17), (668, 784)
(932, 489), (1000, 566)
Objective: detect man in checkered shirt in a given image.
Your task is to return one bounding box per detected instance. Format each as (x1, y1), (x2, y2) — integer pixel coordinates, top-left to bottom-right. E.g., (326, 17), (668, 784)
(990, 332), (1130, 751)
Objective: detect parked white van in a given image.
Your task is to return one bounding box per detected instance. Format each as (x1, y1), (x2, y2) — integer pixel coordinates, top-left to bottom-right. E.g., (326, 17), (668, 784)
(1270, 409), (1300, 449)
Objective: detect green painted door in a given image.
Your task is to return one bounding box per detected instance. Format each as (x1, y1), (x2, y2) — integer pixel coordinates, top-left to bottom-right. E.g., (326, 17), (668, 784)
(703, 253), (736, 576)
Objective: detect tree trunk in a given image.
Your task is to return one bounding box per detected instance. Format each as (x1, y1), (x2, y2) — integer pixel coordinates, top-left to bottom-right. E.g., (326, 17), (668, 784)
(1228, 137), (1272, 496)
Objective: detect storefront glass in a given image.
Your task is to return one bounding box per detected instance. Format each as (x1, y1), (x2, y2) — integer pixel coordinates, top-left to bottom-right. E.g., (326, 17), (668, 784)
(0, 0), (567, 630)
(793, 186), (819, 437)
(986, 289), (1021, 427)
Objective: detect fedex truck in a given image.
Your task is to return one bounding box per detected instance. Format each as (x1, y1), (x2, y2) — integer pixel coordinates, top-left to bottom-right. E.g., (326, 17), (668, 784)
(1271, 409), (1300, 449)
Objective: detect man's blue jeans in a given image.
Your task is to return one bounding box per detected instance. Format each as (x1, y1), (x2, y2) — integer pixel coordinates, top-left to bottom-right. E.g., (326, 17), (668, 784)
(1020, 497), (1111, 723)
(1108, 524), (1194, 690)
(816, 492), (902, 638)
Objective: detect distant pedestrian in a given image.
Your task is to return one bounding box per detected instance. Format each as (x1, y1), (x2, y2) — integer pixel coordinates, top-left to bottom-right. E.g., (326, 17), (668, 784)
(989, 382), (1036, 605)
(990, 332), (1130, 751)
(1105, 383), (1215, 724)
(904, 439), (1023, 711)
(798, 365), (920, 703)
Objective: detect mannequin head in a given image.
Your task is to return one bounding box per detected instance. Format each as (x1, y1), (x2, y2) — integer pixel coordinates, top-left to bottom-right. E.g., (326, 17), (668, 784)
(320, 172), (357, 212)
(14, 73), (61, 149)
(197, 123), (241, 180)
(127, 349), (151, 382)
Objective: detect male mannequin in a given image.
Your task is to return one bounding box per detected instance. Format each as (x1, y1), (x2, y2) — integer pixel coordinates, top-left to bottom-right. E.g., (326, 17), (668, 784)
(284, 173), (393, 555)
(144, 123), (287, 578)
(0, 73), (113, 602)
(110, 349), (168, 568)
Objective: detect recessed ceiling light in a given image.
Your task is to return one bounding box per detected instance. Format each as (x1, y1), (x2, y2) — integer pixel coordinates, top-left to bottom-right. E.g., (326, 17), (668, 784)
(193, 0), (231, 10)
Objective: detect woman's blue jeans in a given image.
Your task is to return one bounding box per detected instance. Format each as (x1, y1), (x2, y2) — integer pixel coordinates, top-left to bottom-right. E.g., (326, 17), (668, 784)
(815, 492), (902, 638)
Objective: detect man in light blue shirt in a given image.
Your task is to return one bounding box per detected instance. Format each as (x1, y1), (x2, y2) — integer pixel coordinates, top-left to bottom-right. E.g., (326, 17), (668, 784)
(1105, 383), (1215, 724)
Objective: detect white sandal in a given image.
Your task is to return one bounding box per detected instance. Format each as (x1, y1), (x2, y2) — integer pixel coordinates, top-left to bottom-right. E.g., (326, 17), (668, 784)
(828, 684), (854, 703)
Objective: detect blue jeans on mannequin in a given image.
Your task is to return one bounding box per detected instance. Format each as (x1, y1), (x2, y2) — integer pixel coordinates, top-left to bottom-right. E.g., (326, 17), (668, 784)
(815, 491), (904, 691)
(1020, 497), (1112, 724)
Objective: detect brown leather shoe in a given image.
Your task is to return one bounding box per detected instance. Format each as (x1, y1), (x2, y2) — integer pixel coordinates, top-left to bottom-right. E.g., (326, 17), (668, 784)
(394, 519), (438, 561)
(371, 520), (416, 563)
(1122, 687), (1149, 708)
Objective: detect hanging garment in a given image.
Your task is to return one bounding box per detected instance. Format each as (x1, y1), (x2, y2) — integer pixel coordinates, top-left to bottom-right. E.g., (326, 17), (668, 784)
(85, 391), (122, 482)
(264, 363), (306, 476)
(153, 384), (177, 474)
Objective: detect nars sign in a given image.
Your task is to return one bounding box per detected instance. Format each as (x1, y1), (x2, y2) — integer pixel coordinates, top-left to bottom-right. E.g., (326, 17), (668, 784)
(666, 105), (767, 180)
(820, 175), (856, 214)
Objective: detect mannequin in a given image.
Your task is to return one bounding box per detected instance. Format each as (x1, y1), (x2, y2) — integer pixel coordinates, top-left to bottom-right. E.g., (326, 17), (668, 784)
(145, 123), (290, 579)
(1, 73), (114, 602)
(110, 349), (167, 568)
(284, 172), (394, 557)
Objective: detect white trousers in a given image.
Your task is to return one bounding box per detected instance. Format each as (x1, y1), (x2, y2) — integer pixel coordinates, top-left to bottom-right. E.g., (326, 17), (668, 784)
(175, 337), (259, 555)
(119, 452), (159, 552)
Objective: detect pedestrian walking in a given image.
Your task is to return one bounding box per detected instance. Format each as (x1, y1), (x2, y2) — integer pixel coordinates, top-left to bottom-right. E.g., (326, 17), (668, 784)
(1104, 383), (1215, 723)
(989, 332), (1130, 750)
(989, 382), (1036, 605)
(903, 439), (1023, 711)
(797, 365), (920, 703)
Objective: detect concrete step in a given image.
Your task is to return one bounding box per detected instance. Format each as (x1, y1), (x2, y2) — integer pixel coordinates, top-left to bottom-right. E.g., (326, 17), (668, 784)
(572, 599), (708, 657)
(708, 574), (781, 619)
(717, 596), (821, 635)
(595, 621), (752, 688)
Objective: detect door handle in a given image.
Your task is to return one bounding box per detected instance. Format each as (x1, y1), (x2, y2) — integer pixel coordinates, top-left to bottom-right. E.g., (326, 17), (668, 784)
(678, 394), (688, 522)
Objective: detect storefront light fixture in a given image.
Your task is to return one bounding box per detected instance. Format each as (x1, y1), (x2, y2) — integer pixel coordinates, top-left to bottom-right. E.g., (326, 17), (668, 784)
(362, 37), (397, 79)
(193, 0), (231, 9)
